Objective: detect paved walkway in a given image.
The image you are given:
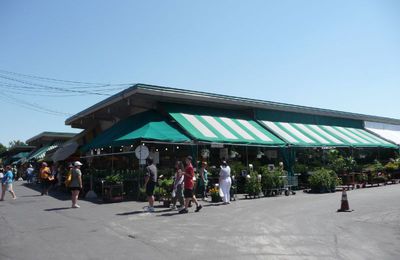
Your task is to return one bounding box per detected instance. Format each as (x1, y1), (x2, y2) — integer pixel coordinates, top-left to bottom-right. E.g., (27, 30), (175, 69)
(1, 182), (400, 260)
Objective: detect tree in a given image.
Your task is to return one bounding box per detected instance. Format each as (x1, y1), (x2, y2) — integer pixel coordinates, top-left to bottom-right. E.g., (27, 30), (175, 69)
(8, 140), (26, 148)
(0, 143), (6, 154)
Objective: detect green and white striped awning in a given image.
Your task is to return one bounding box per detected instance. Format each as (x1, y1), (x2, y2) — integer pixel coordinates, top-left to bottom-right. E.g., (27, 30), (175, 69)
(259, 121), (397, 148)
(26, 143), (61, 161)
(168, 108), (285, 146)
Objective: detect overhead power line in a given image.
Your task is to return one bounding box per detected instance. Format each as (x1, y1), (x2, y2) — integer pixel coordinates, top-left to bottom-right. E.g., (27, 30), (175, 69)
(0, 69), (135, 116)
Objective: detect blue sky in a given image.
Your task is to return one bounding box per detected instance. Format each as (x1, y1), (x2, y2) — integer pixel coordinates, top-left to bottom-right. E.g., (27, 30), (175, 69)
(1, 0), (399, 146)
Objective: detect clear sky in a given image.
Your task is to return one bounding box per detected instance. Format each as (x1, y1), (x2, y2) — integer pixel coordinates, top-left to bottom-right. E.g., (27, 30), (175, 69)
(1, 0), (399, 146)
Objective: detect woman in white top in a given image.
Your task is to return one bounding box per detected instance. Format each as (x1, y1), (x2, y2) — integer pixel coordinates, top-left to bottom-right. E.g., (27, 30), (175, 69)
(219, 160), (231, 204)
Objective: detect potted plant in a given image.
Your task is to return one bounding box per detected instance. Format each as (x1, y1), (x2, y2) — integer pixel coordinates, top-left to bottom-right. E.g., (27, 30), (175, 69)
(260, 166), (284, 196)
(244, 171), (262, 198)
(102, 173), (124, 202)
(308, 168), (338, 193)
(209, 186), (221, 203)
(157, 177), (174, 207)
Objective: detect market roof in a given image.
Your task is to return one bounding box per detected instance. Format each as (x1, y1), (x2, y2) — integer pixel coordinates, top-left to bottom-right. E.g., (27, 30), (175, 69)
(26, 131), (77, 146)
(65, 84), (400, 129)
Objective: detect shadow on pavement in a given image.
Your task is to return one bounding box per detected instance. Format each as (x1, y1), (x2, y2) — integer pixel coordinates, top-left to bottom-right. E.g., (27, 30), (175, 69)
(20, 195), (42, 198)
(22, 183), (72, 201)
(116, 211), (146, 216)
(44, 207), (71, 211)
(156, 212), (181, 217)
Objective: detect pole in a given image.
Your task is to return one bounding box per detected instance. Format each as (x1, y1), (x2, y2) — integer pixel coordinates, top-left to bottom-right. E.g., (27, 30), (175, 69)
(85, 159), (97, 200)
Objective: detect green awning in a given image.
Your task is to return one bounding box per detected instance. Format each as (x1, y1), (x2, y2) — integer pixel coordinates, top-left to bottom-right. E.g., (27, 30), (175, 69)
(81, 111), (191, 152)
(259, 121), (397, 148)
(26, 143), (61, 161)
(166, 105), (286, 146)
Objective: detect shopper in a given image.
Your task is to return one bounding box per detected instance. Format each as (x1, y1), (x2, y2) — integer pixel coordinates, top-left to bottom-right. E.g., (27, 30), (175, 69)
(171, 161), (185, 210)
(26, 164), (35, 183)
(144, 157), (157, 212)
(219, 160), (232, 204)
(39, 162), (52, 195)
(70, 161), (83, 208)
(179, 156), (202, 214)
(1, 165), (17, 201)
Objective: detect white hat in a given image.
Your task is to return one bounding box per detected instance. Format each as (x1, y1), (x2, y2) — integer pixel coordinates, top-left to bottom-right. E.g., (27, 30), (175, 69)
(74, 161), (83, 166)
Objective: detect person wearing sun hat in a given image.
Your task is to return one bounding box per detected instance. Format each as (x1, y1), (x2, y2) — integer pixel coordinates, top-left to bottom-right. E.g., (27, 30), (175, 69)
(70, 161), (83, 208)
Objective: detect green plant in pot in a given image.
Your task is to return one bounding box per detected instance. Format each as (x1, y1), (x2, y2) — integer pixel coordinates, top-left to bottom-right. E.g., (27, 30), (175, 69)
(104, 173), (123, 184)
(244, 171), (262, 198)
(260, 166), (284, 196)
(308, 168), (338, 193)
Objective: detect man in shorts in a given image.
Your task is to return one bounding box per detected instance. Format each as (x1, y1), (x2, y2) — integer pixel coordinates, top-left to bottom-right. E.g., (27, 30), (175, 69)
(144, 157), (157, 212)
(179, 156), (202, 214)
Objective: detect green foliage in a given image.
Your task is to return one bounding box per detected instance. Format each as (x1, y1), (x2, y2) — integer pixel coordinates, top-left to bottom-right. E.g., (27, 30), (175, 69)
(230, 161), (245, 176)
(355, 173), (368, 183)
(0, 143), (6, 154)
(158, 178), (173, 192)
(363, 160), (384, 173)
(327, 150), (357, 174)
(244, 171), (262, 196)
(260, 166), (284, 191)
(8, 140), (26, 148)
(370, 172), (388, 183)
(308, 168), (339, 193)
(293, 163), (308, 174)
(384, 161), (399, 172)
(104, 173), (123, 184)
(154, 187), (167, 200)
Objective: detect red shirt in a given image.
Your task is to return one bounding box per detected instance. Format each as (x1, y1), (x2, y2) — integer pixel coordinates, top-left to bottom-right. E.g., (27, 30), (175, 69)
(184, 164), (194, 189)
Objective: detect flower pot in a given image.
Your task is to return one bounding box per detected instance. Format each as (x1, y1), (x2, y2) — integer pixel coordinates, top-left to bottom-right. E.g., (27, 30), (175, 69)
(211, 196), (221, 203)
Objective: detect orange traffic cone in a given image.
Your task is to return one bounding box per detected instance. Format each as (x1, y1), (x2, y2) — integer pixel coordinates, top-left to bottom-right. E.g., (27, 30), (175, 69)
(337, 188), (353, 212)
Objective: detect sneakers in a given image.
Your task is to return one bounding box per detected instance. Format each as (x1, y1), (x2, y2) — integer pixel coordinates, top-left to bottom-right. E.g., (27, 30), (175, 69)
(195, 204), (203, 212)
(178, 208), (189, 214)
(72, 204), (80, 208)
(143, 206), (155, 212)
(170, 205), (177, 210)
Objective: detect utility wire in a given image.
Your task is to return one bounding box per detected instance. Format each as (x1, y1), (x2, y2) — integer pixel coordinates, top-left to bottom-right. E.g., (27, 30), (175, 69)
(0, 69), (133, 87)
(0, 74), (111, 96)
(0, 69), (134, 116)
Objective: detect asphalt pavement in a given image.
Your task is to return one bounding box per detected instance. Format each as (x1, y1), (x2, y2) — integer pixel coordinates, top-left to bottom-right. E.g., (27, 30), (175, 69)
(1, 182), (400, 260)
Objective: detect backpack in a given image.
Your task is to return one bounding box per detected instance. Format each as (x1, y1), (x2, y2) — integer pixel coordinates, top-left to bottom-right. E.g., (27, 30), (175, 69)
(64, 170), (72, 187)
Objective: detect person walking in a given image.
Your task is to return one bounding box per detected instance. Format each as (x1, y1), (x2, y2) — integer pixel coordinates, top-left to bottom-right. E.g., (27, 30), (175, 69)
(1, 165), (17, 201)
(39, 162), (52, 195)
(179, 156), (202, 214)
(70, 161), (83, 208)
(219, 160), (232, 204)
(171, 161), (185, 210)
(144, 157), (157, 212)
(26, 164), (34, 183)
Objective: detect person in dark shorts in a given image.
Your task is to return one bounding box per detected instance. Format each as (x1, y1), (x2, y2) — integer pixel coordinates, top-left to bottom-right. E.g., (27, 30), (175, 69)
(70, 161), (83, 208)
(144, 157), (157, 212)
(179, 156), (202, 214)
